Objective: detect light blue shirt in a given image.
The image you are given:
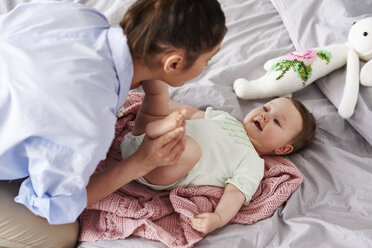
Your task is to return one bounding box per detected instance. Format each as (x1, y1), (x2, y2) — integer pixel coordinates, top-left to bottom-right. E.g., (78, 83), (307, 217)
(0, 1), (133, 224)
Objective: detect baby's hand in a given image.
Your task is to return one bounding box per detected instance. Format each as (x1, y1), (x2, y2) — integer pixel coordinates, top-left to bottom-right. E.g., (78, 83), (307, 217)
(190, 213), (222, 234)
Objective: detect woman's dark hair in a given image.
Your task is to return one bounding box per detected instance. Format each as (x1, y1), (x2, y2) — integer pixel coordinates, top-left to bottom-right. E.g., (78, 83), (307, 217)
(120, 0), (227, 69)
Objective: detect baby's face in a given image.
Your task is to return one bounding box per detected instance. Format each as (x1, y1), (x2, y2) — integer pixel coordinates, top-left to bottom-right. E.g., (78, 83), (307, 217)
(243, 98), (302, 155)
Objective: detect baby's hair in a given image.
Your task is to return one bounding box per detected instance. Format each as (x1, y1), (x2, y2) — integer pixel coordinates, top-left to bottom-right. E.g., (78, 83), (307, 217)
(288, 97), (316, 153)
(120, 0), (227, 69)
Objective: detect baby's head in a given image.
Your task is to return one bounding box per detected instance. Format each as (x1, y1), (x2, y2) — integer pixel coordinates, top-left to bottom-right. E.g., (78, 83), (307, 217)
(243, 97), (316, 156)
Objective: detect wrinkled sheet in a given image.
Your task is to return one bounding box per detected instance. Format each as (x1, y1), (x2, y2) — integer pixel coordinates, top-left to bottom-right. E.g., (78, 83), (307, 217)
(1, 0), (372, 247)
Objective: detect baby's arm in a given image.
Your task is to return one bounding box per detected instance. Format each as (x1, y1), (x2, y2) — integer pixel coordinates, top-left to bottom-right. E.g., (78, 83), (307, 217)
(191, 183), (245, 234)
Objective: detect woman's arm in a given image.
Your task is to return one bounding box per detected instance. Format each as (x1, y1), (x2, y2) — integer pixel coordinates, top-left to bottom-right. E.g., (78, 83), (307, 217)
(86, 126), (186, 206)
(191, 183), (246, 234)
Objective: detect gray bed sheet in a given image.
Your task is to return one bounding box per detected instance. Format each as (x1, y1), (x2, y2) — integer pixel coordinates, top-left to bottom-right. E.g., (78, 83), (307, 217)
(1, 0), (372, 247)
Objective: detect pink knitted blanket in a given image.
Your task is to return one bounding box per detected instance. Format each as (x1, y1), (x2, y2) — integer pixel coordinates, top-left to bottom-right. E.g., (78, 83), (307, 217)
(79, 93), (303, 247)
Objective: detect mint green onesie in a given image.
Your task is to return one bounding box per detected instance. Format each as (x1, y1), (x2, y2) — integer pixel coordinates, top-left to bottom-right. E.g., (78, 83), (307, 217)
(120, 107), (264, 205)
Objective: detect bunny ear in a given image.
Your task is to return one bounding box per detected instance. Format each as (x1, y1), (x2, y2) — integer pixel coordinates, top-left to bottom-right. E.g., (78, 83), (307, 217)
(338, 50), (360, 119)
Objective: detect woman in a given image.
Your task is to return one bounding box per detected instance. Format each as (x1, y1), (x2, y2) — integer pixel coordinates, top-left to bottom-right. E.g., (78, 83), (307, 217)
(0, 0), (226, 247)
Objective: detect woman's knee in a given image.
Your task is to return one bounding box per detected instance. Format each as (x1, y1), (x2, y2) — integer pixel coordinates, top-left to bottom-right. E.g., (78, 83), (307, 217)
(0, 180), (79, 248)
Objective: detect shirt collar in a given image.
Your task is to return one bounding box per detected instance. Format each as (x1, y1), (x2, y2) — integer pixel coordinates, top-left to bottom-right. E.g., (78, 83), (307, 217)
(107, 27), (134, 113)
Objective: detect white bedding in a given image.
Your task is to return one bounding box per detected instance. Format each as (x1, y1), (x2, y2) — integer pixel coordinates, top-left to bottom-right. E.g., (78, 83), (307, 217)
(2, 0), (372, 247)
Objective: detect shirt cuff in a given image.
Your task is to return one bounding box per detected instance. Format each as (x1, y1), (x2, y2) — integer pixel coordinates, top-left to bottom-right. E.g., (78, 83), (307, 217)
(14, 178), (87, 225)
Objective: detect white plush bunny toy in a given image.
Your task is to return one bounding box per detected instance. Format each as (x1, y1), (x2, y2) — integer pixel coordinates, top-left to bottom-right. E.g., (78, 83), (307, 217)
(233, 17), (372, 118)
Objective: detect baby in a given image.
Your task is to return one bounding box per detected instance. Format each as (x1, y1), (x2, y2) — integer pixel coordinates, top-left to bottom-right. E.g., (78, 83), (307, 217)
(121, 80), (316, 234)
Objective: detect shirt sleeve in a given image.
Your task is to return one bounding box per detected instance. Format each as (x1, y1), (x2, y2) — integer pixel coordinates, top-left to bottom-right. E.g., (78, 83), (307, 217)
(14, 137), (94, 225)
(0, 1), (108, 35)
(1, 1), (130, 225)
(205, 107), (230, 119)
(225, 156), (265, 205)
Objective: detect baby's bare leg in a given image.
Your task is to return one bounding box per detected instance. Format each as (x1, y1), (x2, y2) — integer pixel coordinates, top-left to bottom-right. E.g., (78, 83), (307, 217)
(133, 80), (200, 185)
(132, 80), (174, 136)
(145, 110), (186, 139)
(144, 135), (201, 186)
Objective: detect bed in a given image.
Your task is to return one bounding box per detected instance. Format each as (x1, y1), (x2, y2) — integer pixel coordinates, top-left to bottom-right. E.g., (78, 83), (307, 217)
(2, 0), (372, 247)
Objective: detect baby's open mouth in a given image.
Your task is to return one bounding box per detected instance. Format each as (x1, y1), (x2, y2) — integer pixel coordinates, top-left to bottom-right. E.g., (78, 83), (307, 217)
(254, 120), (262, 131)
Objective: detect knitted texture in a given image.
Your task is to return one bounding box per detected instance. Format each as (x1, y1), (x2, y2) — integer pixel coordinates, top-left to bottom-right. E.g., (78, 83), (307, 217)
(79, 93), (303, 247)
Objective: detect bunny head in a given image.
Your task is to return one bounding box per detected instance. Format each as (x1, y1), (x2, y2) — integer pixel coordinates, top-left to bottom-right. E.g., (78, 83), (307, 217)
(348, 17), (372, 61)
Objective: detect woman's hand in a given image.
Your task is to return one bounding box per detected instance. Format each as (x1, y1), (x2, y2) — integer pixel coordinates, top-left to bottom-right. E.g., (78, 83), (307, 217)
(86, 126), (185, 207)
(191, 212), (223, 234)
(131, 125), (186, 177)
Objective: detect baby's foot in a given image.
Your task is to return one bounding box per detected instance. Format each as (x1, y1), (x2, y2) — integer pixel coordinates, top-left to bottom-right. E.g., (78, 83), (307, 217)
(146, 110), (186, 139)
